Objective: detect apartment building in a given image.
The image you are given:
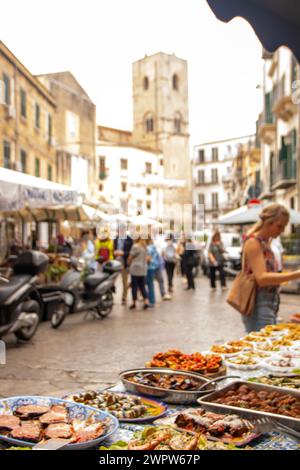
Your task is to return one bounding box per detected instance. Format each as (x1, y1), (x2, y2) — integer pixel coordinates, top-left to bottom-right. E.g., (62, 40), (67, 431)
(258, 47), (299, 211)
(37, 71), (96, 197)
(193, 135), (256, 226)
(96, 126), (164, 218)
(0, 41), (56, 181)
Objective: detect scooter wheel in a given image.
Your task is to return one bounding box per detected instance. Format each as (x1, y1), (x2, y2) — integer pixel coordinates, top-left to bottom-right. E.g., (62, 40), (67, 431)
(95, 291), (113, 319)
(51, 302), (69, 329)
(14, 300), (40, 341)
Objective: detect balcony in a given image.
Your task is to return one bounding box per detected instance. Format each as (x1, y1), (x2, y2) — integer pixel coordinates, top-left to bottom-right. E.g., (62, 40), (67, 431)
(203, 204), (219, 213)
(272, 159), (297, 190)
(272, 78), (297, 121)
(222, 174), (232, 189)
(195, 179), (218, 186)
(258, 112), (276, 145)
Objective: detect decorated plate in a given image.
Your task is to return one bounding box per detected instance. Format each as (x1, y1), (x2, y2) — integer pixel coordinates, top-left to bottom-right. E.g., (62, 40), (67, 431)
(0, 396), (118, 450)
(63, 390), (168, 423)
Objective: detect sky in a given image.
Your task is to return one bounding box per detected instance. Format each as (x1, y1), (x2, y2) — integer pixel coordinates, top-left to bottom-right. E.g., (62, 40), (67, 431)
(1, 0), (264, 146)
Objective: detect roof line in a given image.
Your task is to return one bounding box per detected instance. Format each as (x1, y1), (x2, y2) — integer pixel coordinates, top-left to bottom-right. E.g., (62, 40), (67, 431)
(0, 41), (56, 107)
(194, 134), (256, 147)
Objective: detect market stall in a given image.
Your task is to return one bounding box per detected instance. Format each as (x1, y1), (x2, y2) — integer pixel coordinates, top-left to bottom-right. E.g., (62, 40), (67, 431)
(0, 323), (299, 450)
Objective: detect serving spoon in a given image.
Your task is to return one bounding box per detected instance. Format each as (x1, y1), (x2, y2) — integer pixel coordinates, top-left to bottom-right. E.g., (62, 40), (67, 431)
(197, 375), (240, 392)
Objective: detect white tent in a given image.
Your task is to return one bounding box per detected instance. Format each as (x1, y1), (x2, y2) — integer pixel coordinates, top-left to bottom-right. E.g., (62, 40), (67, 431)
(0, 167), (77, 212)
(129, 215), (163, 227)
(218, 204), (300, 225)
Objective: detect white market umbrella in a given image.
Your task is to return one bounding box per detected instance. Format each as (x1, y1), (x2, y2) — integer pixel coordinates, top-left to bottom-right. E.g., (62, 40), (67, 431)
(218, 205), (300, 225)
(129, 215), (163, 227)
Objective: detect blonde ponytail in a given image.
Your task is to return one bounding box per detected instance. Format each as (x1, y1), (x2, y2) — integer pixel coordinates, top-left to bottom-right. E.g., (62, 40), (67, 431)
(247, 204), (290, 236)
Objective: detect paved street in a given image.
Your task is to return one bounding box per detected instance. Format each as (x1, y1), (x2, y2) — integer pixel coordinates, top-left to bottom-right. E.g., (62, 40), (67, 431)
(0, 274), (299, 398)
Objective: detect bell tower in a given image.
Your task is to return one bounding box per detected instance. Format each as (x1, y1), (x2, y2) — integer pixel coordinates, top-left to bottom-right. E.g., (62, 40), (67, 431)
(132, 52), (192, 214)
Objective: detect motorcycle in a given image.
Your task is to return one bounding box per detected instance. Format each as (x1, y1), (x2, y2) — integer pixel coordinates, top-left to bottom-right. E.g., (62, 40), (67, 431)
(0, 251), (48, 341)
(47, 258), (122, 329)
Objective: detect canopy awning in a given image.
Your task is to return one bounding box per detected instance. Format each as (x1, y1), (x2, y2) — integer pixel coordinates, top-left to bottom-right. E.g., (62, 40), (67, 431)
(0, 167), (78, 212)
(206, 0), (300, 61)
(218, 204), (300, 225)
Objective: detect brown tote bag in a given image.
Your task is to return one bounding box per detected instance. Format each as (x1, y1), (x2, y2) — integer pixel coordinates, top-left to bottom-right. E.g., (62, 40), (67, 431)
(226, 249), (256, 316)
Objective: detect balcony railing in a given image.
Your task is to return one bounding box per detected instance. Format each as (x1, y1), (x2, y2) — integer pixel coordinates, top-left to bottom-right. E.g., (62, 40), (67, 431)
(272, 158), (297, 190)
(195, 179), (218, 186)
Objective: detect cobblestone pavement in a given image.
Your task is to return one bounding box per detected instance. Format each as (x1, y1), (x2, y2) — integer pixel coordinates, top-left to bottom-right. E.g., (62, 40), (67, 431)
(0, 274), (299, 398)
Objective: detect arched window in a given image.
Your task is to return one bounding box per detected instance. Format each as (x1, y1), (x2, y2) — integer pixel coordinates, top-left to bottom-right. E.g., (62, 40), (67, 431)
(172, 74), (179, 90)
(144, 113), (154, 133)
(174, 112), (182, 133)
(143, 76), (149, 90)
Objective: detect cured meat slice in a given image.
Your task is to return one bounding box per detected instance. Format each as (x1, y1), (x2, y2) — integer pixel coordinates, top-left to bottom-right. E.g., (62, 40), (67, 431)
(11, 421), (42, 442)
(39, 405), (68, 424)
(0, 415), (20, 431)
(15, 405), (50, 419)
(73, 422), (105, 443)
(45, 423), (73, 439)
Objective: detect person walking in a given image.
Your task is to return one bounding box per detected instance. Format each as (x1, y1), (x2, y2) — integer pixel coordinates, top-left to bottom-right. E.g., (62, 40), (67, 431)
(162, 234), (177, 294)
(95, 229), (114, 266)
(114, 224), (133, 305)
(182, 237), (196, 290)
(241, 204), (300, 332)
(127, 237), (149, 310)
(81, 231), (96, 271)
(146, 238), (160, 307)
(208, 231), (227, 291)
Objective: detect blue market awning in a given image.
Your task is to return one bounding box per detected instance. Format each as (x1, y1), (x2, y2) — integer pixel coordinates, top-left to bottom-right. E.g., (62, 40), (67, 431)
(206, 0), (300, 62)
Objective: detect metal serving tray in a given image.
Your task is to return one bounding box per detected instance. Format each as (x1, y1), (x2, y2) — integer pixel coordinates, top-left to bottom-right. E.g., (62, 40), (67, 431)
(197, 380), (300, 431)
(120, 368), (216, 404)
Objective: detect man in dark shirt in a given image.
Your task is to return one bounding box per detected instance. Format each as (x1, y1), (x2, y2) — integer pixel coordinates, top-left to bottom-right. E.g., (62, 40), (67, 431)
(114, 224), (133, 305)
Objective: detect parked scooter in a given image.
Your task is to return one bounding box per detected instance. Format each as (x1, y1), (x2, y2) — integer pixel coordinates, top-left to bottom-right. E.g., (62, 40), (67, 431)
(0, 251), (48, 341)
(48, 258), (122, 328)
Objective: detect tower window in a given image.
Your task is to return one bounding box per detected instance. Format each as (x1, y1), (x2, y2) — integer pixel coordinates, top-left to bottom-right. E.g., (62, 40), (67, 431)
(145, 113), (154, 133)
(143, 76), (149, 90)
(174, 112), (182, 133)
(172, 74), (179, 90)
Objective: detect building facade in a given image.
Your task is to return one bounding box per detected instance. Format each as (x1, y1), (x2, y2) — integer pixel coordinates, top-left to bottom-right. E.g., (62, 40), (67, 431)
(37, 72), (96, 198)
(96, 131), (164, 219)
(258, 47), (299, 213)
(132, 52), (192, 218)
(0, 41), (56, 181)
(193, 135), (257, 227)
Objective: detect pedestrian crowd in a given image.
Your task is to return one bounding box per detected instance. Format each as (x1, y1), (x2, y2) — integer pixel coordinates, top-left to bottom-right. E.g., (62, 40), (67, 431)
(71, 227), (201, 310)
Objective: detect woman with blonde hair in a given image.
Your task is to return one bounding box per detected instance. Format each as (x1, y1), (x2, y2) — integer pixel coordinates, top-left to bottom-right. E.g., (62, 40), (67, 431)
(242, 203), (300, 332)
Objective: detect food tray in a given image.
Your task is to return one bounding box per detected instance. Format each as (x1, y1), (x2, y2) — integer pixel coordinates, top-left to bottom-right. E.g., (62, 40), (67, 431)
(154, 409), (260, 447)
(0, 396), (119, 450)
(197, 380), (300, 431)
(120, 368), (217, 404)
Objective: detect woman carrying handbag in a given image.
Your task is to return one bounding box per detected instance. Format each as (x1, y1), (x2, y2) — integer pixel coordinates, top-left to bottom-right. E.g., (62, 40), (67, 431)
(227, 204), (300, 332)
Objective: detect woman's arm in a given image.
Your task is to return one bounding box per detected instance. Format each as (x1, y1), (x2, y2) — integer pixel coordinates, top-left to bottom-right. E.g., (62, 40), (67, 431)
(245, 238), (300, 287)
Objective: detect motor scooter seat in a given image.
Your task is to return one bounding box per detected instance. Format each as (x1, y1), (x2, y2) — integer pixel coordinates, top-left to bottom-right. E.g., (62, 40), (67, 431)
(0, 274), (32, 304)
(84, 272), (110, 289)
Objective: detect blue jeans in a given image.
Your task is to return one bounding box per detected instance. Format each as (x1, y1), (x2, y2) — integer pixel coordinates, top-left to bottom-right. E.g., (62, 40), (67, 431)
(242, 288), (279, 333)
(154, 268), (166, 298)
(147, 269), (156, 305)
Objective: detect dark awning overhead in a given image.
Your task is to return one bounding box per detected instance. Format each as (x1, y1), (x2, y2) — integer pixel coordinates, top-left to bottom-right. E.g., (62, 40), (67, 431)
(206, 0), (300, 62)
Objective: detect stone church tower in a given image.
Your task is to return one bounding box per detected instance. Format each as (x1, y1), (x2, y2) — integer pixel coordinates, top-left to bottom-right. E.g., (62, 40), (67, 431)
(132, 52), (192, 222)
